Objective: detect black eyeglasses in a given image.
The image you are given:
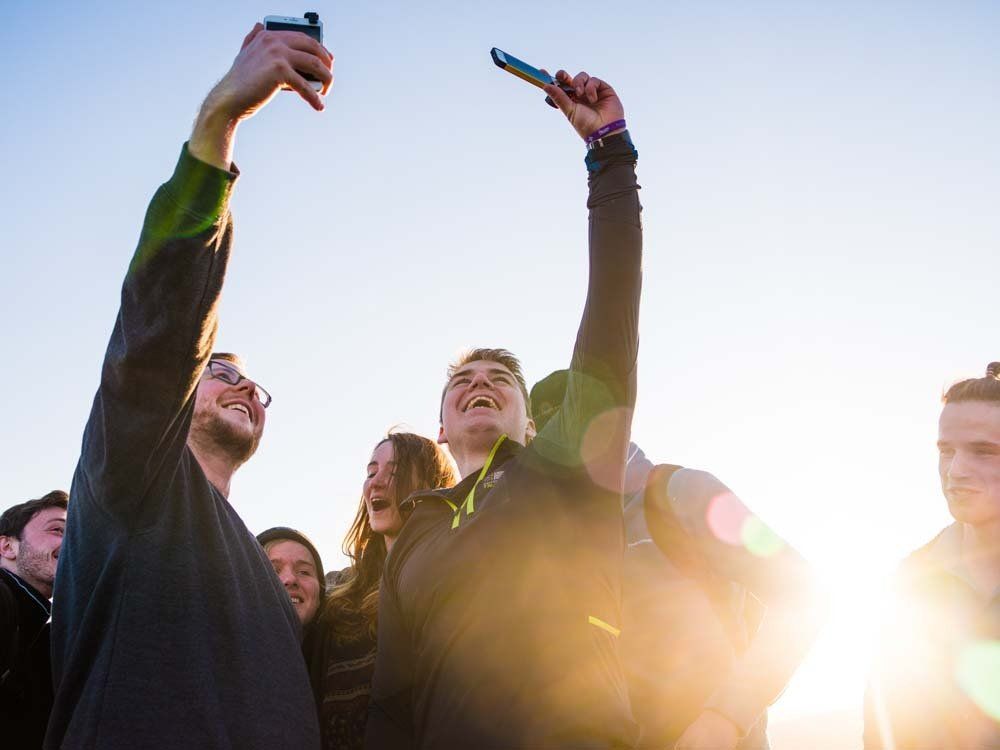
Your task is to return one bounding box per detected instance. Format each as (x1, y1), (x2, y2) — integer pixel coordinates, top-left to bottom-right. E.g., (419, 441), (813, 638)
(205, 361), (273, 408)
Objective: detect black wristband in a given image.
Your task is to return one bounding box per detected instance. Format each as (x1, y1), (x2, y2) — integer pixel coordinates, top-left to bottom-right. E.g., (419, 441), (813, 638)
(585, 130), (638, 173)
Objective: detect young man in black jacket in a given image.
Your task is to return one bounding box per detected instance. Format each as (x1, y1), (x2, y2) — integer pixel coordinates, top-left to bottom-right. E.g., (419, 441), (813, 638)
(367, 70), (642, 749)
(0, 491), (67, 749)
(47, 25), (333, 750)
(865, 363), (1000, 749)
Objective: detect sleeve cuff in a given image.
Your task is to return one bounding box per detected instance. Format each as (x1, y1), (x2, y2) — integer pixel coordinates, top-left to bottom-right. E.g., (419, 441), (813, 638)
(703, 687), (763, 738)
(164, 142), (240, 222)
(585, 130), (638, 174)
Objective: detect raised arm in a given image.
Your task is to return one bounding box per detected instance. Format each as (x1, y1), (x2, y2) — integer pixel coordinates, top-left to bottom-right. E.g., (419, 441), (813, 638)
(535, 72), (641, 482)
(79, 25), (333, 516)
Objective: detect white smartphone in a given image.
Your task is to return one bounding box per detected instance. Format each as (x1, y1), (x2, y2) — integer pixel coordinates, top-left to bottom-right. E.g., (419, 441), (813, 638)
(263, 12), (324, 92)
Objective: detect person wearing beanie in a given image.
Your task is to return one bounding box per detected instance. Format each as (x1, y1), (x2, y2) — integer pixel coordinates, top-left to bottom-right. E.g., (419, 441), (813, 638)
(257, 527), (326, 627)
(530, 371), (823, 750)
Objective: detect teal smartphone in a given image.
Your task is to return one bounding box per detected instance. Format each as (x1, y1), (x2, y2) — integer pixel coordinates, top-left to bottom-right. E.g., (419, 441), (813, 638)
(490, 47), (575, 108)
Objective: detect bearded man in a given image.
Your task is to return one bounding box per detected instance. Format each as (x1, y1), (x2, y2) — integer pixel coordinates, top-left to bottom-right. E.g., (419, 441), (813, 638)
(46, 22), (333, 750)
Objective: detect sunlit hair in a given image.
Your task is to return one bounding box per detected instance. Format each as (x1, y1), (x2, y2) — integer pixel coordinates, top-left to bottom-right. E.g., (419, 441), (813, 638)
(942, 362), (1000, 404)
(439, 347), (532, 421)
(321, 431), (457, 640)
(209, 352), (245, 371)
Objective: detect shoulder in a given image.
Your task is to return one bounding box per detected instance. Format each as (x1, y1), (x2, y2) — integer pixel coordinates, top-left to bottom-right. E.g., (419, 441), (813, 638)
(663, 467), (728, 498)
(0, 572), (18, 632)
(895, 524), (959, 590)
(325, 566), (351, 589)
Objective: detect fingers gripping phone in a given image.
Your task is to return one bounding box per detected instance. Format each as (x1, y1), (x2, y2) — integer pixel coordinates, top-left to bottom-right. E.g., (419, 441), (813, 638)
(264, 12), (324, 91)
(490, 48), (575, 108)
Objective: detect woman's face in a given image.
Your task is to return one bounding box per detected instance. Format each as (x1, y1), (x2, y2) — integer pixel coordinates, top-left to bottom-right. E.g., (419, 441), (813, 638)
(364, 440), (405, 540)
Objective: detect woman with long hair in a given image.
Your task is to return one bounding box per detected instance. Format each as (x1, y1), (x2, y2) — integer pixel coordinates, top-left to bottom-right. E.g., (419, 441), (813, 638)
(307, 431), (457, 750)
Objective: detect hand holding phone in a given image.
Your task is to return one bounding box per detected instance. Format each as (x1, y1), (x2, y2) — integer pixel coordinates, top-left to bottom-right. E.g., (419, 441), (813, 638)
(490, 48), (575, 108)
(543, 70), (625, 143)
(264, 12), (325, 92)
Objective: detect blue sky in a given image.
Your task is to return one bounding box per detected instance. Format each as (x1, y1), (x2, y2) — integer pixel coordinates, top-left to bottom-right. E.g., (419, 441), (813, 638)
(3, 0), (1000, 730)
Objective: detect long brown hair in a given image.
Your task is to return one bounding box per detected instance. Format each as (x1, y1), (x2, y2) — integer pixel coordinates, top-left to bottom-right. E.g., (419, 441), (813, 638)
(321, 431), (457, 640)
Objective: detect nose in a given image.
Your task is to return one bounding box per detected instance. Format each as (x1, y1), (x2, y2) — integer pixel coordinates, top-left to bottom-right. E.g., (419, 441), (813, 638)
(470, 370), (494, 389)
(278, 567), (297, 588)
(372, 465), (394, 491)
(232, 376), (256, 397)
(946, 451), (971, 483)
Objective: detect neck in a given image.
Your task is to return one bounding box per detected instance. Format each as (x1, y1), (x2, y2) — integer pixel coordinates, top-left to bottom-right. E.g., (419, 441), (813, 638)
(452, 447), (492, 480)
(960, 521), (1000, 595)
(187, 436), (239, 497)
(384, 534), (396, 553)
(450, 432), (510, 479)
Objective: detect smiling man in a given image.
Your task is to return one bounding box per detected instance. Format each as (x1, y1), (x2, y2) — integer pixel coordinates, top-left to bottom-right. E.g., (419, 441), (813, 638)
(1, 491), (67, 748)
(47, 23), (332, 750)
(367, 69), (643, 749)
(865, 363), (1000, 749)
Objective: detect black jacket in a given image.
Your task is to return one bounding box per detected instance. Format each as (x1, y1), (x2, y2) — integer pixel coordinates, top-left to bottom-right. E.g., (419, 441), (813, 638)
(1, 568), (53, 748)
(367, 132), (642, 750)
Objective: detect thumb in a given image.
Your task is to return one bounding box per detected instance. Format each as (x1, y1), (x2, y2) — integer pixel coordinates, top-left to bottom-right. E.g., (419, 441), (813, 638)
(542, 82), (575, 117)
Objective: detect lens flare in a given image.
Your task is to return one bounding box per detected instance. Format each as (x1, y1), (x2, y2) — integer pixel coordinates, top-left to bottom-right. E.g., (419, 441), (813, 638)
(706, 492), (748, 545)
(706, 492), (785, 556)
(582, 407), (632, 492)
(741, 515), (785, 557)
(956, 640), (1000, 720)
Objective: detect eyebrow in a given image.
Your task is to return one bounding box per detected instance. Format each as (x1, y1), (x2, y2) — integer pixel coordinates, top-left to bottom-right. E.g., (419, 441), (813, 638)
(937, 440), (1000, 449)
(449, 367), (514, 382)
(366, 460), (398, 470)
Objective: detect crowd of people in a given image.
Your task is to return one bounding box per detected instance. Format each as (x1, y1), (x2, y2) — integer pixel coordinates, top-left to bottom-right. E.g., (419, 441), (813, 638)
(2, 22), (999, 750)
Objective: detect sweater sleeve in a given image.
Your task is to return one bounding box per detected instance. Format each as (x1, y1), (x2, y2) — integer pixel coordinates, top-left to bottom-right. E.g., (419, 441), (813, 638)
(534, 134), (642, 489)
(666, 469), (825, 736)
(77, 143), (237, 522)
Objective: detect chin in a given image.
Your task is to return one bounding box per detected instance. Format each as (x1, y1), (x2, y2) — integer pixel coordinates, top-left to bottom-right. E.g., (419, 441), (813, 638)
(947, 499), (1000, 526)
(197, 411), (260, 463)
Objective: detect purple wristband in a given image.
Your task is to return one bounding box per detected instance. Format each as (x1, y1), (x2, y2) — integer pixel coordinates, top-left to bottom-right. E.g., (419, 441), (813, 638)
(585, 119), (626, 144)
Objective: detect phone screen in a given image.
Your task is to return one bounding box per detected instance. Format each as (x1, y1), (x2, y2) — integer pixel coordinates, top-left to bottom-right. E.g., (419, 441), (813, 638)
(264, 20), (322, 43)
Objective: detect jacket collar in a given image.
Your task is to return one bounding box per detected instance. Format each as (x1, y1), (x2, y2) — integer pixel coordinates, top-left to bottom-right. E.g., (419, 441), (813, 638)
(400, 438), (524, 514)
(0, 567), (51, 620)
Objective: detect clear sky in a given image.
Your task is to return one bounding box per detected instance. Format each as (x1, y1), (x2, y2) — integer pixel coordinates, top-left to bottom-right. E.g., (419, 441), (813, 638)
(3, 0), (1000, 742)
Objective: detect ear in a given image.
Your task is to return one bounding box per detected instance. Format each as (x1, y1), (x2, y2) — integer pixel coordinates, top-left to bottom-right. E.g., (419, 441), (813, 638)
(437, 424), (448, 445)
(524, 418), (537, 445)
(0, 535), (18, 562)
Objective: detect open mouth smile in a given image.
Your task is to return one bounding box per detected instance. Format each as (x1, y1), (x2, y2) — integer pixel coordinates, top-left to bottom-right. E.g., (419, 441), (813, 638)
(223, 401), (253, 422)
(463, 395), (500, 412)
(370, 498), (391, 512)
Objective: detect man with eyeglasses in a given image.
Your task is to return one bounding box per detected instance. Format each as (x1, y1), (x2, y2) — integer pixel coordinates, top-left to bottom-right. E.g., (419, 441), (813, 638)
(47, 24), (330, 750)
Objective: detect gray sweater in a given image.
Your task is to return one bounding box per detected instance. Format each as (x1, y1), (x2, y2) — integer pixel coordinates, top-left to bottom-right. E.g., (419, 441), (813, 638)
(47, 146), (320, 749)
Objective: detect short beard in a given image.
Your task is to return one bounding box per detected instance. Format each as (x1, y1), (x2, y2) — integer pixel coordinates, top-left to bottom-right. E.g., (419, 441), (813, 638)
(16, 538), (55, 596)
(190, 409), (261, 466)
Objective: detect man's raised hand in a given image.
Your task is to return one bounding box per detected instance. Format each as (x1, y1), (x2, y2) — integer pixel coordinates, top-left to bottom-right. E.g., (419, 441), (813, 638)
(542, 70), (625, 143)
(190, 23), (334, 170)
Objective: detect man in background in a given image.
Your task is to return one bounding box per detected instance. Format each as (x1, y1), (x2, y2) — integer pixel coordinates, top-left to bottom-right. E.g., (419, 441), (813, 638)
(0, 490), (68, 748)
(865, 363), (1000, 749)
(531, 371), (822, 750)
